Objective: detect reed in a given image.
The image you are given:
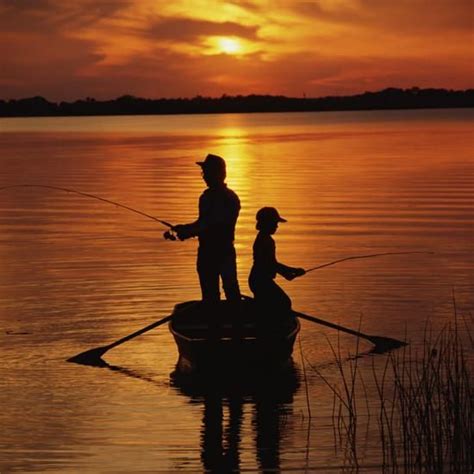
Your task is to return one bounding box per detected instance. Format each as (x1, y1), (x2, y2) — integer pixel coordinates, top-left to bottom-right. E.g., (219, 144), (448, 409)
(308, 306), (473, 472)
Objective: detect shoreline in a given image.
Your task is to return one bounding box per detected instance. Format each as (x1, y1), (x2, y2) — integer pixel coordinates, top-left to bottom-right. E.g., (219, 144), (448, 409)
(1, 105), (473, 120)
(1, 87), (473, 118)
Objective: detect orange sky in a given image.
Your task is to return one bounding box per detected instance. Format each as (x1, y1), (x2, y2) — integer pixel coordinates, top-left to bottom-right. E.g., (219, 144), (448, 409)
(1, 0), (473, 100)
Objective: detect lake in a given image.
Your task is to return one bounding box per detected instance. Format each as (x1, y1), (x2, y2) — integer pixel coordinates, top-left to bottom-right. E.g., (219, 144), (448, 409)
(0, 109), (473, 471)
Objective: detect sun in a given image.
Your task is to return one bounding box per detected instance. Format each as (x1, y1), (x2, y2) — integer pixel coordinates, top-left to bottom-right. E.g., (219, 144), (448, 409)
(217, 37), (241, 55)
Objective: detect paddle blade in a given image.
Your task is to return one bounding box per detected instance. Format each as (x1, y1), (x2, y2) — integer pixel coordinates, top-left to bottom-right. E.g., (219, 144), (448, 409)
(67, 345), (110, 367)
(367, 336), (408, 354)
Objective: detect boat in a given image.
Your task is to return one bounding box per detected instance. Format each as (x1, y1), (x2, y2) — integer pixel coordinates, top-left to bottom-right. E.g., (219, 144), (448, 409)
(169, 298), (300, 375)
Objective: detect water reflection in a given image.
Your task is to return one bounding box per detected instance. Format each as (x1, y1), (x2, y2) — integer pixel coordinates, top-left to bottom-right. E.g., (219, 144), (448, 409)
(172, 363), (300, 472)
(0, 110), (473, 470)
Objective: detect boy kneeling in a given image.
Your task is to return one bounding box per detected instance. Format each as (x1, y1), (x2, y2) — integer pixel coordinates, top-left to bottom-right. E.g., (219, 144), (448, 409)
(249, 207), (305, 320)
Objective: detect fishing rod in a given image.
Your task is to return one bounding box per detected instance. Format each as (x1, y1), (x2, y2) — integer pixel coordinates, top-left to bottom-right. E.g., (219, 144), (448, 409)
(305, 251), (434, 273)
(0, 184), (176, 236)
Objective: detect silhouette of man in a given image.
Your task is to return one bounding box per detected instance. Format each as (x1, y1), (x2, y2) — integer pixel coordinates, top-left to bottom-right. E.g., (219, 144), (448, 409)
(172, 154), (241, 302)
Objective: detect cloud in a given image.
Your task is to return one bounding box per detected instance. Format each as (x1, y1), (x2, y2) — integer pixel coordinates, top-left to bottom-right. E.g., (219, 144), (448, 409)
(0, 0), (132, 33)
(0, 0), (472, 100)
(0, 32), (105, 99)
(69, 46), (472, 100)
(293, 0), (474, 32)
(146, 17), (260, 43)
(0, 0), (52, 11)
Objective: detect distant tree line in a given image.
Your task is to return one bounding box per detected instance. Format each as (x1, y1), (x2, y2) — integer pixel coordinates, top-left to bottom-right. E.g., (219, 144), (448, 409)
(0, 87), (473, 117)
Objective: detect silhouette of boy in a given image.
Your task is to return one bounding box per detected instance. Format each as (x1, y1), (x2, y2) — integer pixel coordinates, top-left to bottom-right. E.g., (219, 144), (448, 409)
(172, 154), (241, 302)
(249, 207), (305, 314)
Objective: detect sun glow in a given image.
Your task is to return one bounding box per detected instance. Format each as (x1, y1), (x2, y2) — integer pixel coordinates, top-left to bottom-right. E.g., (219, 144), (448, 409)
(217, 37), (241, 54)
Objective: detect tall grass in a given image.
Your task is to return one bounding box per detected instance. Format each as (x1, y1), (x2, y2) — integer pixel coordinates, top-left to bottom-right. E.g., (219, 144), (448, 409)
(308, 308), (473, 472)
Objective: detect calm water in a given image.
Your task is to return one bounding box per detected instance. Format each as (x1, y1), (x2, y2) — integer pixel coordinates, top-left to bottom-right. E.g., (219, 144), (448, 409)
(1, 109), (473, 471)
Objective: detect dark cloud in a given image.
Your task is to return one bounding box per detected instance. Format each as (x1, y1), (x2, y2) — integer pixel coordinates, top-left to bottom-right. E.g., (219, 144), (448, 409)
(146, 17), (260, 42)
(0, 0), (131, 32)
(47, 2), (131, 30)
(0, 0), (53, 11)
(227, 1), (262, 12)
(0, 0), (59, 33)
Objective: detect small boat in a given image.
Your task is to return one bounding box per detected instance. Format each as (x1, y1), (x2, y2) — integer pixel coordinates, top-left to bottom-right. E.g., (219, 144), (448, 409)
(169, 298), (300, 375)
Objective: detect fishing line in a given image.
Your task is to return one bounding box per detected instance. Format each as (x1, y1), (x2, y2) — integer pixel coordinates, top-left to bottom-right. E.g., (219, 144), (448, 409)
(0, 184), (174, 229)
(305, 251), (434, 273)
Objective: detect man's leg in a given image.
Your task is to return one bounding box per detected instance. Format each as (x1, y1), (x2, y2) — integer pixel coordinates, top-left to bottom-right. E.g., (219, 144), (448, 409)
(220, 249), (241, 301)
(197, 251), (221, 302)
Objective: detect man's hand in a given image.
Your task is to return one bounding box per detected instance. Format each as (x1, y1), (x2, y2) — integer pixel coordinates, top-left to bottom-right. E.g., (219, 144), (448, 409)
(163, 230), (176, 241)
(173, 224), (193, 241)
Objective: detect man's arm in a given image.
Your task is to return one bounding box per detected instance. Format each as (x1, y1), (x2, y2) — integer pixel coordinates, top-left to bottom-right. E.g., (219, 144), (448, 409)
(173, 222), (199, 240)
(173, 193), (207, 240)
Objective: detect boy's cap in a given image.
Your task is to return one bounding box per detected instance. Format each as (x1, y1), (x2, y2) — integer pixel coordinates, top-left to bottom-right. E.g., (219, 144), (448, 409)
(256, 207), (287, 223)
(196, 154), (226, 172)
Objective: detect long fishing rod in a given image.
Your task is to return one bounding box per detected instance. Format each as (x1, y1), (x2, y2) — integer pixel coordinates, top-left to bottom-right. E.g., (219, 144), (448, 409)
(0, 184), (174, 229)
(305, 251), (434, 273)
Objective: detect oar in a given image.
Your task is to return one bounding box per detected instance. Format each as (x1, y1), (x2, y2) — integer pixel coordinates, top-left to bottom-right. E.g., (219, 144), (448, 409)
(67, 314), (173, 367)
(293, 310), (406, 353)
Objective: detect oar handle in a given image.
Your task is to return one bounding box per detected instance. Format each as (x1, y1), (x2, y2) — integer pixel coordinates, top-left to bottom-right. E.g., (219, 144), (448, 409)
(103, 301), (200, 351)
(105, 315), (173, 351)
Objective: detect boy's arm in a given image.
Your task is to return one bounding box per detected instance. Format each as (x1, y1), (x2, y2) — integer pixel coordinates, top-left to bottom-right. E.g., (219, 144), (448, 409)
(276, 262), (306, 280)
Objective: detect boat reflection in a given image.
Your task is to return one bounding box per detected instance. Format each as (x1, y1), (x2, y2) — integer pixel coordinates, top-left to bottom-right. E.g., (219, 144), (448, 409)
(171, 362), (300, 472)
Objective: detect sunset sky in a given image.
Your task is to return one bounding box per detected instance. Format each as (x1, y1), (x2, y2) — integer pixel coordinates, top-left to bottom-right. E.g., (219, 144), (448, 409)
(1, 0), (473, 100)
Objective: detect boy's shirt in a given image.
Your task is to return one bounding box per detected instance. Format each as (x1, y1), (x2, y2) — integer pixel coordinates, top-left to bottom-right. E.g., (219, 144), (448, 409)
(252, 232), (277, 279)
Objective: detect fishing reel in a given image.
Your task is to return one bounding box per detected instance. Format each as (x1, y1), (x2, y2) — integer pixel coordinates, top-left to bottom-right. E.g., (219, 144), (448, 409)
(163, 229), (177, 241)
(163, 225), (195, 241)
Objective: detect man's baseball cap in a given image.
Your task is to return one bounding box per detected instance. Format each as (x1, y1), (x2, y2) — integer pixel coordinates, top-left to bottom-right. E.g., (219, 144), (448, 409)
(196, 154), (226, 173)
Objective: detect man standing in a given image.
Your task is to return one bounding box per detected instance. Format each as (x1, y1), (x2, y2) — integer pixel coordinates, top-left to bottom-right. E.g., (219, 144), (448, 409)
(171, 154), (241, 302)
